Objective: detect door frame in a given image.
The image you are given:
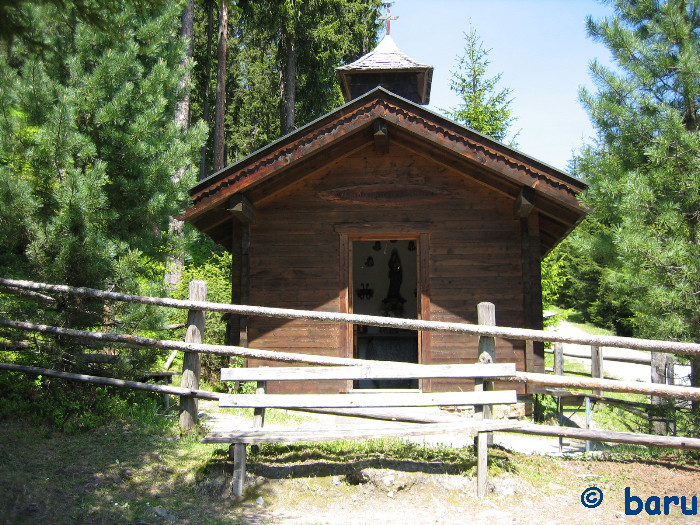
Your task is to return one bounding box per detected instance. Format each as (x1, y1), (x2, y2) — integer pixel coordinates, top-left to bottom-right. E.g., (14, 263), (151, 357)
(335, 223), (432, 391)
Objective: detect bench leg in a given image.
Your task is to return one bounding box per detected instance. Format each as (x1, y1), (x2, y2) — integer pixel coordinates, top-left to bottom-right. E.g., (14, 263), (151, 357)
(558, 397), (563, 453)
(232, 443), (247, 498)
(251, 381), (266, 454)
(476, 431), (488, 498)
(163, 376), (171, 410)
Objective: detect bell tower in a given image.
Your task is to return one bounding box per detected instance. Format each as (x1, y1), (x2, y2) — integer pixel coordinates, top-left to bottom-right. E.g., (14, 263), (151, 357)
(335, 10), (433, 105)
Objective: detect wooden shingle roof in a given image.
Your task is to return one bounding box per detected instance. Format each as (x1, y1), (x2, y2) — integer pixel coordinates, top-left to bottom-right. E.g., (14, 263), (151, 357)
(336, 35), (431, 71)
(336, 35), (433, 104)
(184, 87), (587, 254)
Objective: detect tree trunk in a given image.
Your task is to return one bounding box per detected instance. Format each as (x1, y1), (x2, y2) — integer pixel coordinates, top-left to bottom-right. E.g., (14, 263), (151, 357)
(279, 28), (296, 136)
(284, 35), (296, 134)
(199, 0), (215, 180)
(213, 0), (228, 172)
(164, 0), (195, 290)
(173, 0), (194, 138)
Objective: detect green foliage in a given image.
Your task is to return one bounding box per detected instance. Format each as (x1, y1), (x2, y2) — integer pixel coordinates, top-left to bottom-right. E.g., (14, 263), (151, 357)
(174, 249), (232, 344)
(0, 0), (131, 47)
(172, 250), (234, 384)
(0, 0), (206, 372)
(541, 247), (568, 310)
(533, 394), (559, 423)
(541, 217), (636, 335)
(255, 437), (476, 468)
(556, 1), (700, 350)
(0, 370), (165, 433)
(191, 0), (383, 168)
(444, 24), (519, 144)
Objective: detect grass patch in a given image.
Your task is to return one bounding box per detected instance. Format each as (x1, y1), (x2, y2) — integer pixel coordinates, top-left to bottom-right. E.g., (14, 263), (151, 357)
(2, 409), (699, 524)
(591, 392), (649, 433)
(0, 410), (256, 524)
(0, 413), (522, 524)
(254, 438), (478, 471)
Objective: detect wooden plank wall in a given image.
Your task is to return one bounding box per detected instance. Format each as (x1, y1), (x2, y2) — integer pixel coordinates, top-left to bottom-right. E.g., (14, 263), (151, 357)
(247, 142), (527, 394)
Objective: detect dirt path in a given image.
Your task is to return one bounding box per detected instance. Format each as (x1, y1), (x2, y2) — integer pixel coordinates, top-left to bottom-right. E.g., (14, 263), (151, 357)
(194, 320), (699, 523)
(199, 401), (697, 524)
(3, 416), (699, 525)
(228, 448), (700, 524)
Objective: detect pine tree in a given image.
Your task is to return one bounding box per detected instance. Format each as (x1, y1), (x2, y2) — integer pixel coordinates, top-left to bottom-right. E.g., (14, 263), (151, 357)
(0, 0), (206, 369)
(445, 25), (518, 144)
(575, 0), (700, 415)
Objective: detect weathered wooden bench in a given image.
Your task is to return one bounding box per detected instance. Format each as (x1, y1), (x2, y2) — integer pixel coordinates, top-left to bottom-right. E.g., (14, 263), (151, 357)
(202, 363), (523, 497)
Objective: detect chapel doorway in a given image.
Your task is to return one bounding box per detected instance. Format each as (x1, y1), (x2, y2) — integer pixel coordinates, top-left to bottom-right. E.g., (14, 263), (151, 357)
(351, 239), (419, 389)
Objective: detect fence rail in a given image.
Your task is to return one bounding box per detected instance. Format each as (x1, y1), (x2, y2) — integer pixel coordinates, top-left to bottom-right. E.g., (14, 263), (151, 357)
(2, 277), (700, 452)
(3, 316), (700, 402)
(0, 362), (219, 400)
(2, 277), (700, 355)
(544, 345), (652, 365)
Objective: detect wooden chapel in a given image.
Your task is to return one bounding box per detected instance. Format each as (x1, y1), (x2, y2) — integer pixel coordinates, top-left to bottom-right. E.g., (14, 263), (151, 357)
(183, 34), (587, 394)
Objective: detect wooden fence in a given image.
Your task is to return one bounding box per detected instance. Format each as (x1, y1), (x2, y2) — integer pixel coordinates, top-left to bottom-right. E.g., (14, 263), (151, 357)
(2, 276), (700, 450)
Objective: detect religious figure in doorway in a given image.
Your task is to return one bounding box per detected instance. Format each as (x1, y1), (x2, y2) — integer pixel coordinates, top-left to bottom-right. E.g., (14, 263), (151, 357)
(382, 249), (406, 316)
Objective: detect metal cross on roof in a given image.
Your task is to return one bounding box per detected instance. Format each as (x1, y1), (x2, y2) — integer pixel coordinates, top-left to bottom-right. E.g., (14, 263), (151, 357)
(380, 5), (399, 35)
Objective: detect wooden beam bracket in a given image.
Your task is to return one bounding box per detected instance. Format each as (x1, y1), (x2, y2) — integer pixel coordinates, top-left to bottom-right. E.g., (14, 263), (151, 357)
(514, 186), (536, 218)
(228, 195), (255, 223)
(373, 118), (389, 153)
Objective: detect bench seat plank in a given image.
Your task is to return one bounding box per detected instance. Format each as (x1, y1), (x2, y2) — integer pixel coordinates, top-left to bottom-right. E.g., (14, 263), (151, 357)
(202, 420), (523, 444)
(218, 390), (517, 409)
(220, 363), (516, 382)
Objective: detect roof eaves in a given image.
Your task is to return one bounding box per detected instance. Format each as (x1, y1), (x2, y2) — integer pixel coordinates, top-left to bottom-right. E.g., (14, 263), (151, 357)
(188, 86), (586, 217)
(189, 89), (386, 196)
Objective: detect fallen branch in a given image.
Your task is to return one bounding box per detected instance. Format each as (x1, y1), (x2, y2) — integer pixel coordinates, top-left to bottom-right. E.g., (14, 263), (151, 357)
(0, 340), (33, 350)
(0, 283), (56, 305)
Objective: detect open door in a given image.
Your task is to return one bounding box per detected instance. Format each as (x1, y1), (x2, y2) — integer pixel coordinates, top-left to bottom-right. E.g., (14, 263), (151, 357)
(351, 239), (419, 389)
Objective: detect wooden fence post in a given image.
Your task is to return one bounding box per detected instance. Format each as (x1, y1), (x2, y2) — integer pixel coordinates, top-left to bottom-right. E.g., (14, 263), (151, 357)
(591, 346), (603, 396)
(476, 430), (489, 498)
(180, 280), (206, 432)
(253, 380), (267, 428)
(232, 443), (247, 498)
(475, 302), (495, 497)
(553, 342), (564, 452)
(475, 302), (496, 418)
(524, 339), (534, 394)
(650, 352), (675, 436)
(553, 343), (564, 377)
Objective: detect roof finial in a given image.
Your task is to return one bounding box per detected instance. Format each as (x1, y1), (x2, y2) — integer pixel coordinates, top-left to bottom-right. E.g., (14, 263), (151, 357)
(380, 3), (399, 36)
